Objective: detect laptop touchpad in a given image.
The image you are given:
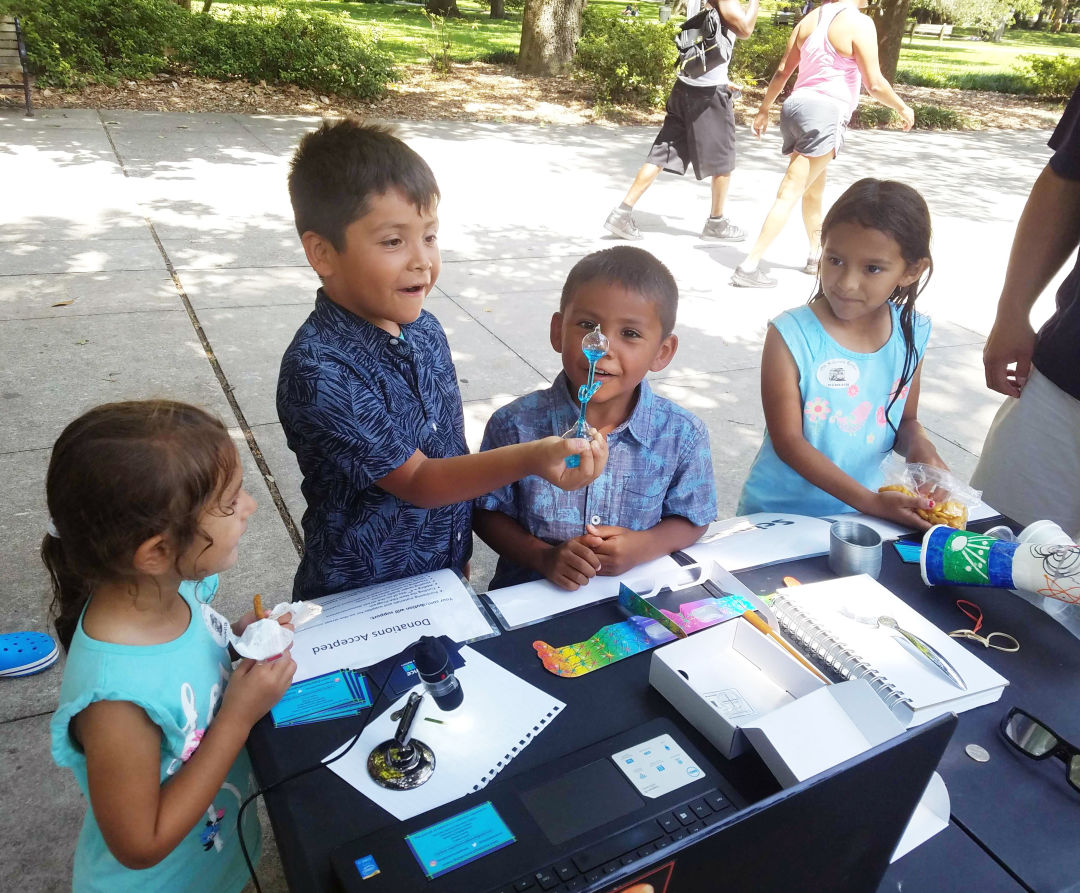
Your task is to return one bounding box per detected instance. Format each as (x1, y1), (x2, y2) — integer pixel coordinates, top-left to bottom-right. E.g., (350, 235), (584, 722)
(520, 759), (645, 846)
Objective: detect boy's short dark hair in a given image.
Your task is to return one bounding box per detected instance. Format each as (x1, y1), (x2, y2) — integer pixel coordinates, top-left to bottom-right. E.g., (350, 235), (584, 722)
(288, 118), (440, 252)
(560, 246), (679, 336)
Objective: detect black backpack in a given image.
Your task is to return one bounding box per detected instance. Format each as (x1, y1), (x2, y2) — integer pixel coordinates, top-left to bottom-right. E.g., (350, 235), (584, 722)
(674, 5), (732, 79)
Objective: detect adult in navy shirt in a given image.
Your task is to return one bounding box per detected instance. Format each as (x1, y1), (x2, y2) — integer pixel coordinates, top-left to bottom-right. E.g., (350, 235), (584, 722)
(974, 81), (1080, 542)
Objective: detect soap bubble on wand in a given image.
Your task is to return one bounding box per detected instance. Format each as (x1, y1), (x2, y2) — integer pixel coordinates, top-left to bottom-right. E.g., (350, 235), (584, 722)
(563, 325), (609, 468)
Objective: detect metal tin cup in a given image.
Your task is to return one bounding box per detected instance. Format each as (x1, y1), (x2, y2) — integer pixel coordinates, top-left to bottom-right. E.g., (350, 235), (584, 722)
(829, 520), (883, 579)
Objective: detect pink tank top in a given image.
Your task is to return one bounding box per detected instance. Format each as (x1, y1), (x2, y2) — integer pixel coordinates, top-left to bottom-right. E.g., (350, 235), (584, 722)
(792, 3), (862, 114)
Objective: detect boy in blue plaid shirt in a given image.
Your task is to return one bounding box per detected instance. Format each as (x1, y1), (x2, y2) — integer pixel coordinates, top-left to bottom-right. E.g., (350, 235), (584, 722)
(475, 247), (717, 590)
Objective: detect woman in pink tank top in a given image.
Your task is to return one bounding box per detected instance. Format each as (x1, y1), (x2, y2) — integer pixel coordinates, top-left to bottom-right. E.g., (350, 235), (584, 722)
(730, 0), (914, 288)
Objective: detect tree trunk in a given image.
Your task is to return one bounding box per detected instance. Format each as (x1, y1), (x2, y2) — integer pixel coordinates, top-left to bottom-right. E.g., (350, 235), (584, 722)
(201, 0), (212, 11)
(874, 0), (911, 84)
(519, 0), (587, 75)
(426, 0), (462, 18)
(1051, 0), (1067, 31)
(174, 0), (192, 8)
(490, 0), (506, 19)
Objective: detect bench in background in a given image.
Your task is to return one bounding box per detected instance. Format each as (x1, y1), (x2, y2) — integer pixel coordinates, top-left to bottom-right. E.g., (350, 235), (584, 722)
(0, 16), (33, 117)
(906, 21), (954, 42)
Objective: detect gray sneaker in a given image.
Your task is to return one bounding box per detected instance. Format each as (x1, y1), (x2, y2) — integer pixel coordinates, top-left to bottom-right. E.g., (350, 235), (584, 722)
(701, 216), (747, 242)
(604, 207), (643, 241)
(730, 267), (777, 288)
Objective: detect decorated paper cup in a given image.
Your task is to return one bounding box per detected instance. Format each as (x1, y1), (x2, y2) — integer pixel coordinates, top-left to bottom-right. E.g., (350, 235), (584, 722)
(1009, 543), (1080, 604)
(920, 524), (1019, 589)
(1017, 519), (1074, 547)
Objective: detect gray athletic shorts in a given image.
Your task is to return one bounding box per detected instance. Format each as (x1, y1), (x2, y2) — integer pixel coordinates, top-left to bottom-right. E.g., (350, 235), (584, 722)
(646, 79), (736, 180)
(779, 91), (849, 158)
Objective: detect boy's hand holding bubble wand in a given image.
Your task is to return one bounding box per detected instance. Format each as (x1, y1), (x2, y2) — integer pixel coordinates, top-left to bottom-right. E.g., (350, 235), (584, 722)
(564, 325), (609, 468)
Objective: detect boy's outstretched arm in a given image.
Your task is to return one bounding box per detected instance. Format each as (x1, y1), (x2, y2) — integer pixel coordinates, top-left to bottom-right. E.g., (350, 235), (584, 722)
(378, 433), (608, 510)
(586, 518), (707, 578)
(474, 509), (603, 591)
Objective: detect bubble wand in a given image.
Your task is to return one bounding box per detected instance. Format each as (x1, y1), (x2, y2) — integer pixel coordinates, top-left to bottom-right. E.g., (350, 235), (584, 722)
(563, 325), (609, 468)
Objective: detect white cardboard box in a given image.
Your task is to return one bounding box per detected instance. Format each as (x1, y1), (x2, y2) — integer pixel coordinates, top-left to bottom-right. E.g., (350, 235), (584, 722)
(648, 619), (825, 758)
(740, 679), (903, 787)
(737, 678), (951, 864)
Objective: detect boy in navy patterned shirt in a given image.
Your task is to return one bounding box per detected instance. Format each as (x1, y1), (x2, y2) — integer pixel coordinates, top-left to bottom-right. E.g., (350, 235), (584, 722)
(475, 247), (717, 590)
(277, 120), (608, 600)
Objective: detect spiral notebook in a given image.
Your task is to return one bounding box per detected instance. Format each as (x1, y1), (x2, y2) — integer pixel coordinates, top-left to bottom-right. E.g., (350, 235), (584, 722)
(325, 647), (565, 820)
(771, 575), (1008, 728)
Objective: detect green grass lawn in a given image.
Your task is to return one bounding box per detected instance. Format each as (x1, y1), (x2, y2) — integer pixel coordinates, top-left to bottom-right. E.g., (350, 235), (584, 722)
(897, 28), (1080, 90)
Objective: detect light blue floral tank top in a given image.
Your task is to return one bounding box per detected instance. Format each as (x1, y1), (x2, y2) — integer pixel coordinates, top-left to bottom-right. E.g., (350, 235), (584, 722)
(739, 302), (931, 517)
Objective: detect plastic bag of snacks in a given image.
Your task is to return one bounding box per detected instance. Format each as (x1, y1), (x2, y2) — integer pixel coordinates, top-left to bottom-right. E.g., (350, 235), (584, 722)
(877, 453), (981, 529)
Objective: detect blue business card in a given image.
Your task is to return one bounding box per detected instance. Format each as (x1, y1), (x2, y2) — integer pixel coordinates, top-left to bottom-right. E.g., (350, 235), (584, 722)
(405, 801), (515, 880)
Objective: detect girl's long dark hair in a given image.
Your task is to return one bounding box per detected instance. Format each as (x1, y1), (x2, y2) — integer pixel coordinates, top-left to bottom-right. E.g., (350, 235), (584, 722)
(811, 178), (933, 438)
(43, 400), (237, 651)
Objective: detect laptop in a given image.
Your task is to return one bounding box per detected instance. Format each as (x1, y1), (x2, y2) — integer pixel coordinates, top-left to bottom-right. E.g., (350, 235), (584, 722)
(330, 712), (956, 893)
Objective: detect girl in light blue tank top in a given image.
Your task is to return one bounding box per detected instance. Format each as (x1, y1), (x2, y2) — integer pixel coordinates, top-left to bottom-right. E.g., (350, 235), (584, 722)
(739, 179), (952, 530)
(45, 401), (296, 893)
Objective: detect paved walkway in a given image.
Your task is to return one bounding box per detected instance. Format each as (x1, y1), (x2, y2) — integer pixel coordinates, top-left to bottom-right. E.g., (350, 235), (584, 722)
(0, 108), (1061, 891)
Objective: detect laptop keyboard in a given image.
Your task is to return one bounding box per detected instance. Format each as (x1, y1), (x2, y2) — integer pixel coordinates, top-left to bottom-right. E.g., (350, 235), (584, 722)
(488, 788), (733, 893)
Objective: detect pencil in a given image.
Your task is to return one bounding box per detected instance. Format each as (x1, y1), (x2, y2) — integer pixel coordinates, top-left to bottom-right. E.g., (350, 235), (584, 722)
(740, 610), (831, 684)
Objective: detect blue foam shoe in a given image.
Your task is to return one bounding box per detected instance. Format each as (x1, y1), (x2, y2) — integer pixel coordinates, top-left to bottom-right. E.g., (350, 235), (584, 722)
(0, 631), (59, 677)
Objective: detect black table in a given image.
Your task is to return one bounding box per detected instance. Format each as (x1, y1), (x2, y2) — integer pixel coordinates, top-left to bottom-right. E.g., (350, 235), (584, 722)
(249, 526), (1080, 893)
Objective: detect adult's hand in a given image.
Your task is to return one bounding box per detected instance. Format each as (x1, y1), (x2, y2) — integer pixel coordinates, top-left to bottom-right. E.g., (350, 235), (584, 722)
(899, 104), (915, 131)
(752, 107), (770, 137)
(982, 310), (1036, 398)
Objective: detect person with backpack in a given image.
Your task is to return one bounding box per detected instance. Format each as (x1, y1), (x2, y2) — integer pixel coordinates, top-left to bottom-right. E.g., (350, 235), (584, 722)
(603, 0), (762, 243)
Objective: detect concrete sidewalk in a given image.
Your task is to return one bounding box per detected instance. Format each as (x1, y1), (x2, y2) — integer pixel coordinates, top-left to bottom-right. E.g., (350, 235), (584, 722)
(0, 108), (1060, 891)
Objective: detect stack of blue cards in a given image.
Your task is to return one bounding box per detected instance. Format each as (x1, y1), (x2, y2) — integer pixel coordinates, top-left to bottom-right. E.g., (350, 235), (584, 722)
(271, 669), (372, 728)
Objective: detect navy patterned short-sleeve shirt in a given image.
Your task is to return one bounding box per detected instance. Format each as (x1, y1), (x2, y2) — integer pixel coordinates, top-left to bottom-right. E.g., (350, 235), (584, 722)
(277, 291), (471, 600)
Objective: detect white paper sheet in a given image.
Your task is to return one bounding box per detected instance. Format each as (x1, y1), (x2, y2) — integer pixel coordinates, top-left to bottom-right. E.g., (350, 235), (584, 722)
(484, 554), (684, 630)
(682, 514), (834, 572)
(324, 648), (564, 820)
(290, 569), (497, 682)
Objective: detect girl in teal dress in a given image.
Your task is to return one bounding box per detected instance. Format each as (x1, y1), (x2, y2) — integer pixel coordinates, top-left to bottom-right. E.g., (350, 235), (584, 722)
(46, 400), (296, 893)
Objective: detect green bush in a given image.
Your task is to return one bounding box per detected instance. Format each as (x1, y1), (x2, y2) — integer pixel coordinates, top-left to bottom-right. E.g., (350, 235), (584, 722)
(913, 103), (971, 129)
(896, 65), (1035, 94)
(482, 48), (518, 64)
(573, 6), (678, 108)
(1017, 52), (1080, 96)
(2, 0), (188, 86)
(851, 103), (895, 128)
(3, 0), (397, 99)
(175, 5), (397, 100)
(729, 23), (788, 83)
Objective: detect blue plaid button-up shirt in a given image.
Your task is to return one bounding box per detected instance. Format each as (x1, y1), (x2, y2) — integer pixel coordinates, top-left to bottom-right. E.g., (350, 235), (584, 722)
(277, 291), (471, 600)
(476, 373), (717, 589)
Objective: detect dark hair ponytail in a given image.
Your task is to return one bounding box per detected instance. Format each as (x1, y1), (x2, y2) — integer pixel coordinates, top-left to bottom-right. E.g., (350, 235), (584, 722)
(811, 178), (933, 439)
(43, 400), (237, 651)
(42, 535), (93, 653)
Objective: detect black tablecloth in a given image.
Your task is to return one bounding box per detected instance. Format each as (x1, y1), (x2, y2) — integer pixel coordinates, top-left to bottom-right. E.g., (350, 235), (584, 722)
(248, 521), (1080, 892)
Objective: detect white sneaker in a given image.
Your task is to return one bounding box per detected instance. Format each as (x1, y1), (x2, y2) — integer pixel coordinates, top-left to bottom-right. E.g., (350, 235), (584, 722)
(701, 216), (747, 242)
(604, 207), (643, 240)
